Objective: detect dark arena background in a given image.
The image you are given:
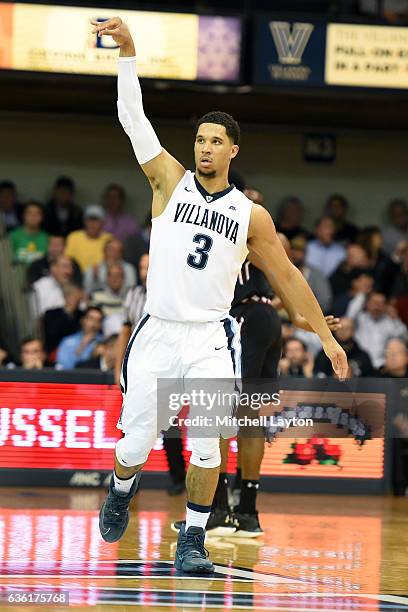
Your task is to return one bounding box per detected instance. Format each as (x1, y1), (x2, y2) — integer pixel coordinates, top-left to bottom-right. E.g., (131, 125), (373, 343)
(1, 1), (408, 611)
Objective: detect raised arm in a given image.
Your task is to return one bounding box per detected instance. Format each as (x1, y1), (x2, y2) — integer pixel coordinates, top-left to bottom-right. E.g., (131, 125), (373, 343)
(91, 18), (185, 217)
(247, 204), (348, 379)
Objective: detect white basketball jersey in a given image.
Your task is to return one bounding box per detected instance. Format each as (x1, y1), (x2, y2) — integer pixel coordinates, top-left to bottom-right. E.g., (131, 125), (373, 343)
(145, 170), (252, 322)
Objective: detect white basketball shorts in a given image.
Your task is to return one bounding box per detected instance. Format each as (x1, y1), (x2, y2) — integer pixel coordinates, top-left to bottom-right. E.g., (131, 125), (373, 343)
(118, 314), (241, 450)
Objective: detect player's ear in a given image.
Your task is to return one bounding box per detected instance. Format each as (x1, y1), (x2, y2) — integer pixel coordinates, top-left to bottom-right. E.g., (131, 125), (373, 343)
(230, 145), (239, 160)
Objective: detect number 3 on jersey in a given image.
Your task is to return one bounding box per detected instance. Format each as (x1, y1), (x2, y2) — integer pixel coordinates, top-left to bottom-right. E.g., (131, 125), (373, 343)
(187, 233), (213, 270)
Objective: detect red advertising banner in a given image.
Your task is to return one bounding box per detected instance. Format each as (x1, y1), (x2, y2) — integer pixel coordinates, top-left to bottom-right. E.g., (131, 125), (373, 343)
(0, 382), (385, 479)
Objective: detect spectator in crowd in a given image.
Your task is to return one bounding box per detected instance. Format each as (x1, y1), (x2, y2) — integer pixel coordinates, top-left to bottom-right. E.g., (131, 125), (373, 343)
(358, 226), (398, 296)
(332, 268), (374, 317)
(32, 254), (74, 317)
(391, 242), (408, 325)
(27, 234), (82, 286)
(65, 205), (112, 273)
(280, 321), (322, 357)
(314, 317), (374, 377)
(56, 306), (104, 369)
(290, 236), (333, 312)
(379, 338), (408, 377)
(0, 180), (22, 233)
(43, 284), (85, 354)
(325, 193), (359, 244)
(76, 334), (119, 371)
(83, 238), (136, 295)
(19, 337), (47, 369)
(279, 338), (314, 378)
(382, 199), (408, 257)
(351, 291), (407, 368)
(243, 186), (265, 206)
(102, 183), (138, 243)
(275, 196), (311, 241)
(0, 346), (10, 367)
(91, 263), (126, 336)
(9, 201), (48, 266)
(43, 176), (83, 237)
(305, 215), (346, 278)
(330, 243), (370, 296)
(359, 0), (408, 23)
(123, 213), (151, 269)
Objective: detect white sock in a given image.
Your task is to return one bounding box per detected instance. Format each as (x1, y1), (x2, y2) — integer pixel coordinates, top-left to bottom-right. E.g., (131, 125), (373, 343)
(185, 504), (211, 531)
(113, 471), (137, 496)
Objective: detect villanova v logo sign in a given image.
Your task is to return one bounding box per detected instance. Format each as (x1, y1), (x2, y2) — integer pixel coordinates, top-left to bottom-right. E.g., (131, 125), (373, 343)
(269, 21), (314, 65)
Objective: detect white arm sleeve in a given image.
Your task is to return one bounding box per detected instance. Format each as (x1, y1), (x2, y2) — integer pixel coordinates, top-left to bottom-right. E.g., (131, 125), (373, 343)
(117, 56), (162, 165)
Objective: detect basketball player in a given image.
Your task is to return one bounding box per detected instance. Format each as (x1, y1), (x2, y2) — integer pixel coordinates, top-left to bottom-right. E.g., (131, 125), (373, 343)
(92, 17), (347, 575)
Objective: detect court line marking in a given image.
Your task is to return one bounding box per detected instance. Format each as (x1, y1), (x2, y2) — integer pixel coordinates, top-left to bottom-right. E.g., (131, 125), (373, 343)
(0, 560), (301, 584)
(0, 575), (253, 582)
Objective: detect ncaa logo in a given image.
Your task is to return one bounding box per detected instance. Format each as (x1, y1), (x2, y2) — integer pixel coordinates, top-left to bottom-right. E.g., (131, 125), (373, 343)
(269, 22), (314, 65)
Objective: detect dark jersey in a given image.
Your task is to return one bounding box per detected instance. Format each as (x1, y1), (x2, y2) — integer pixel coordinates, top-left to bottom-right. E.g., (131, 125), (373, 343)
(232, 260), (272, 307)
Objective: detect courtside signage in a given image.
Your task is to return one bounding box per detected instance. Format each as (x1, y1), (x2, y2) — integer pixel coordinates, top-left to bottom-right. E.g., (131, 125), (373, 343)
(0, 3), (241, 82)
(0, 381), (384, 483)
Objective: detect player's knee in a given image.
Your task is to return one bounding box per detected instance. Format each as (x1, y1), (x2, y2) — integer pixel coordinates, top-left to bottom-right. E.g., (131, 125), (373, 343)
(189, 438), (221, 469)
(115, 434), (152, 468)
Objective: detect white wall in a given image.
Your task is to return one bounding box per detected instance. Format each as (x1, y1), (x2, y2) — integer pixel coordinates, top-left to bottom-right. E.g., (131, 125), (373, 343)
(1, 111), (407, 228)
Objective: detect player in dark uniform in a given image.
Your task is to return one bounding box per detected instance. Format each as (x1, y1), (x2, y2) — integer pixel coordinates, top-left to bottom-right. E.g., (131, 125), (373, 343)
(215, 257), (283, 536)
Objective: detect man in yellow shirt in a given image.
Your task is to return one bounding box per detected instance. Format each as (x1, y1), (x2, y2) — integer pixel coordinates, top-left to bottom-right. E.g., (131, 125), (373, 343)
(65, 205), (112, 273)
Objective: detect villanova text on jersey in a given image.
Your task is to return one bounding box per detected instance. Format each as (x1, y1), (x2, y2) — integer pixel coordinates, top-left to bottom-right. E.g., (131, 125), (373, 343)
(174, 202), (239, 245)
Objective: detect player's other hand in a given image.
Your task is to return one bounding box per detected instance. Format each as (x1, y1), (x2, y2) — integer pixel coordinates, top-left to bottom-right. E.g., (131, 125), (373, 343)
(91, 17), (131, 47)
(325, 315), (341, 332)
(321, 336), (348, 381)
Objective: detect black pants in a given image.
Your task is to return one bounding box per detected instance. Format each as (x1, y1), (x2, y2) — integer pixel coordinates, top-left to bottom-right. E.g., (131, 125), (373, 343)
(163, 427), (186, 485)
(230, 301), (282, 381)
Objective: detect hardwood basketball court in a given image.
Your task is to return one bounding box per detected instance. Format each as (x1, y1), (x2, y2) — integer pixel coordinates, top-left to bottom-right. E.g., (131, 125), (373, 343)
(0, 487), (407, 611)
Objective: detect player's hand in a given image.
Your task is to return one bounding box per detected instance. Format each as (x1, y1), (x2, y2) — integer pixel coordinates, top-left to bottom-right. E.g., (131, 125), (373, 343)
(91, 17), (131, 47)
(291, 313), (340, 333)
(325, 315), (341, 332)
(321, 336), (348, 381)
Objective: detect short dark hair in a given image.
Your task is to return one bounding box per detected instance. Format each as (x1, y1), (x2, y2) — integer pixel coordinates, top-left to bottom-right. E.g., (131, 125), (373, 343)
(326, 193), (349, 211)
(349, 267), (374, 282)
(105, 183), (126, 202)
(24, 200), (44, 214)
(83, 305), (104, 319)
(0, 180), (16, 192)
(284, 338), (307, 353)
(196, 111), (240, 145)
(389, 198), (407, 213)
(21, 336), (43, 349)
(55, 176), (75, 192)
(277, 196), (303, 222)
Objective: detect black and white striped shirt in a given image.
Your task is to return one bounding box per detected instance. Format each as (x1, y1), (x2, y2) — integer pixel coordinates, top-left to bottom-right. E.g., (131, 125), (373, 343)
(122, 285), (147, 328)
